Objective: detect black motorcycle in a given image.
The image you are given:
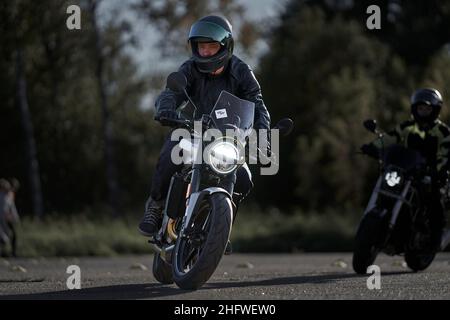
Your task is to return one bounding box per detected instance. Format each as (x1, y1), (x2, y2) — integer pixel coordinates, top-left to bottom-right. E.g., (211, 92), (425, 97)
(150, 72), (293, 289)
(353, 119), (441, 274)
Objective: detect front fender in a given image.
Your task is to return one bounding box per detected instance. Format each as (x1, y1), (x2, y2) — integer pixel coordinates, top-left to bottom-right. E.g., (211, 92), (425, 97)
(182, 187), (232, 236)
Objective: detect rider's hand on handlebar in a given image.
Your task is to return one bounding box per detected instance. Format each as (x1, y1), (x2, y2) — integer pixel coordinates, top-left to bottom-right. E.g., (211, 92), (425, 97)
(154, 110), (179, 127)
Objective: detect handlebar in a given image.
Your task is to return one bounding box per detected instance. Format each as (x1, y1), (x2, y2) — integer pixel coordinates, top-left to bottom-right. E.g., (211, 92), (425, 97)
(158, 117), (193, 128)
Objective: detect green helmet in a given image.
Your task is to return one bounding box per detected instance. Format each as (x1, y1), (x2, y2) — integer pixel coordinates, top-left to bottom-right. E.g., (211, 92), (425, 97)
(188, 15), (234, 73)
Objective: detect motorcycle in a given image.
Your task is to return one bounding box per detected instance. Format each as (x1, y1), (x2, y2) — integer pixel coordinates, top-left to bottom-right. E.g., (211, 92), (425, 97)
(149, 72), (293, 289)
(353, 119), (445, 274)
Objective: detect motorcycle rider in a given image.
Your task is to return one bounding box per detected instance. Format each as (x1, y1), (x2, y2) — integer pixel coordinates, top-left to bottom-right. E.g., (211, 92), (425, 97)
(138, 15), (271, 237)
(361, 88), (449, 252)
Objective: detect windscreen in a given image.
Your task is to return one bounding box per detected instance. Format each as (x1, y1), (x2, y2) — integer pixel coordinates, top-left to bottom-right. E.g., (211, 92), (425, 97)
(210, 91), (255, 132)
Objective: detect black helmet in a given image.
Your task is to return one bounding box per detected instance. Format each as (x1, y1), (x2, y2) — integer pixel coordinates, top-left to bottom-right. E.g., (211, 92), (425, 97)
(410, 88), (443, 125)
(188, 15), (234, 73)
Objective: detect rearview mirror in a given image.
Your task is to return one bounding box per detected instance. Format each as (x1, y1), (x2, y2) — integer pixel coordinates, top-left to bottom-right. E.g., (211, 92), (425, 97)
(363, 119), (377, 133)
(166, 72), (187, 94)
(274, 118), (294, 136)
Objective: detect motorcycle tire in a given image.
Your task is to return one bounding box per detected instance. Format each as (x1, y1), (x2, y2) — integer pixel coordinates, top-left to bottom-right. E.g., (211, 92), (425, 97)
(405, 250), (435, 272)
(152, 252), (174, 284)
(352, 209), (385, 274)
(172, 193), (233, 290)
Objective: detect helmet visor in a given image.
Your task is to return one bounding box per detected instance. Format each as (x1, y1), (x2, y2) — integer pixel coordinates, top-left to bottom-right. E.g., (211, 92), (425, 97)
(188, 21), (231, 45)
(416, 104), (433, 117)
(411, 90), (442, 107)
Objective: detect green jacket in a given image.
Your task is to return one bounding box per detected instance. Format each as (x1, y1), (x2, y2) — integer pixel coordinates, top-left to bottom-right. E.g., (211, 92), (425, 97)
(372, 119), (450, 174)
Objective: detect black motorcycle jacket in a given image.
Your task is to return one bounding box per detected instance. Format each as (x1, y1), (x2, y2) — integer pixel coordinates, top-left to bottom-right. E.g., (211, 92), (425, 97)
(155, 55), (271, 131)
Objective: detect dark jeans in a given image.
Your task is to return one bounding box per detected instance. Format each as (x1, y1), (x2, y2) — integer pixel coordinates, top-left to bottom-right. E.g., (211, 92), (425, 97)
(150, 134), (253, 204)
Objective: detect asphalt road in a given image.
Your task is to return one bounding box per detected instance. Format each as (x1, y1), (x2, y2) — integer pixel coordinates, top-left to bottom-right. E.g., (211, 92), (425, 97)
(0, 253), (449, 300)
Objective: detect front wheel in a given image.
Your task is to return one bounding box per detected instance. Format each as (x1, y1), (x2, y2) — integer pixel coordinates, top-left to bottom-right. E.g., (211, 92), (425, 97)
(172, 193), (233, 290)
(404, 214), (436, 272)
(352, 209), (385, 274)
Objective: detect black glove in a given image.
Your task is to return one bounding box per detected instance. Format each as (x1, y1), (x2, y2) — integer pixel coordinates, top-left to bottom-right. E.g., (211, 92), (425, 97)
(154, 109), (179, 127)
(360, 143), (379, 159)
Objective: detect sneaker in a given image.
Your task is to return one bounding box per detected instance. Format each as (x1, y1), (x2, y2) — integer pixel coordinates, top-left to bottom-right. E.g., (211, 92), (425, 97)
(138, 197), (164, 237)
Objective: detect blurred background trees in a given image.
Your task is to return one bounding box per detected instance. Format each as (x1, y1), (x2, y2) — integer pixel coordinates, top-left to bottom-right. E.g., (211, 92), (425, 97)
(255, 0), (450, 217)
(0, 0), (165, 217)
(1, 0), (449, 221)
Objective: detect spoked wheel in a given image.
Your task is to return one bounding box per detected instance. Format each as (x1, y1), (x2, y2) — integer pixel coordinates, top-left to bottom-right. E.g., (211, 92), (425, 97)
(172, 193), (232, 290)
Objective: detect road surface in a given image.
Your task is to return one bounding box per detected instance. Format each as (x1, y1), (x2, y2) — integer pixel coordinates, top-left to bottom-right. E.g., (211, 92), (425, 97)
(1, 253), (449, 299)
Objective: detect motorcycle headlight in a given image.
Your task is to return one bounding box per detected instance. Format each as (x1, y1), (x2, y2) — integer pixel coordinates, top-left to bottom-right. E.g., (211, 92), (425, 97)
(385, 171), (402, 187)
(206, 140), (240, 175)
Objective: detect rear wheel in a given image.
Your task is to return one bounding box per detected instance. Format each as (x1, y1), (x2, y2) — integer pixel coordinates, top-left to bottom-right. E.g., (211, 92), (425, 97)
(152, 252), (173, 284)
(405, 230), (436, 272)
(352, 209), (385, 274)
(405, 251), (435, 272)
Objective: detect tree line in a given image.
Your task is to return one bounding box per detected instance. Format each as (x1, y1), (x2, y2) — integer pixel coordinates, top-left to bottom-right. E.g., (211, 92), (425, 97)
(1, 0), (449, 218)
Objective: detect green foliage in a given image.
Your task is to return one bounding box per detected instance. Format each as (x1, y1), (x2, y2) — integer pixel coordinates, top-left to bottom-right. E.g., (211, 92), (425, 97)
(232, 206), (358, 252)
(2, 0), (450, 230)
(13, 208), (358, 257)
(422, 48), (450, 123)
(258, 6), (393, 210)
(16, 214), (151, 257)
(132, 0), (259, 55)
(257, 3), (450, 212)
(0, 0), (167, 214)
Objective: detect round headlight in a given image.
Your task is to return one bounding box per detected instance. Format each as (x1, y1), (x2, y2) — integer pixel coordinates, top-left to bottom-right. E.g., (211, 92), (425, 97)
(207, 140), (240, 174)
(385, 171), (401, 187)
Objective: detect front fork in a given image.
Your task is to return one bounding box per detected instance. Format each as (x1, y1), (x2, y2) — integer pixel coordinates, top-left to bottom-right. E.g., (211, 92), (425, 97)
(154, 148), (237, 263)
(152, 166), (226, 263)
(363, 176), (412, 239)
(181, 140), (236, 237)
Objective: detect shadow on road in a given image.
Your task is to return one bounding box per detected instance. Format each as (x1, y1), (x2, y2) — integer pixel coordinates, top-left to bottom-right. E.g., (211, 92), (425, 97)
(204, 270), (410, 290)
(0, 271), (410, 300)
(0, 283), (187, 300)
